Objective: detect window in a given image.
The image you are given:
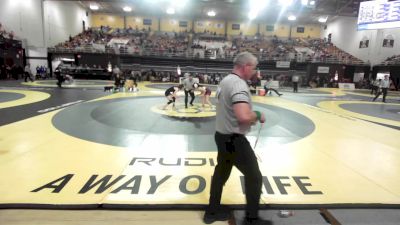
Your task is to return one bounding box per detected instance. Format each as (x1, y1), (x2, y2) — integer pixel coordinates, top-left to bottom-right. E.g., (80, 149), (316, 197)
(266, 25), (274, 31)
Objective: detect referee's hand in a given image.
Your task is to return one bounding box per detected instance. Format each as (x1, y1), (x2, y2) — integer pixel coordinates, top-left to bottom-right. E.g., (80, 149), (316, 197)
(260, 112), (266, 124)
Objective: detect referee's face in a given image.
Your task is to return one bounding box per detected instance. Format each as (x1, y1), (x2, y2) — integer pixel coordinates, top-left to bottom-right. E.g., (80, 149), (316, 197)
(244, 63), (257, 80)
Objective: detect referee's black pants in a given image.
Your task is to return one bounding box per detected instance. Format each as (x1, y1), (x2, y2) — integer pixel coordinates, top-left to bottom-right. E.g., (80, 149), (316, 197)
(184, 89), (195, 107)
(293, 82), (298, 92)
(208, 132), (263, 219)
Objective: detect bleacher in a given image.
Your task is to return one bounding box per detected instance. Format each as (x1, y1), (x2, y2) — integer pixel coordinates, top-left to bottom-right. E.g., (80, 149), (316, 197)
(0, 23), (22, 49)
(49, 27), (366, 66)
(381, 55), (400, 65)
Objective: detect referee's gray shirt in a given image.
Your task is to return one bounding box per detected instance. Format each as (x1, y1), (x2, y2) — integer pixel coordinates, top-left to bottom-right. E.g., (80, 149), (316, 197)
(215, 73), (252, 135)
(183, 78), (196, 91)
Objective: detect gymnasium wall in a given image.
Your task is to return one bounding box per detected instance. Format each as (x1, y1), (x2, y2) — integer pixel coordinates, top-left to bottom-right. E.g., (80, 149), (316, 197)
(260, 23), (321, 38)
(91, 14), (124, 29)
(0, 0), (89, 70)
(90, 13), (322, 38)
(0, 0), (44, 48)
(92, 14), (197, 33)
(227, 21), (258, 36)
(322, 16), (400, 65)
(291, 24), (322, 38)
(43, 1), (90, 47)
(126, 16), (159, 32)
(194, 20), (225, 35)
(160, 18), (192, 32)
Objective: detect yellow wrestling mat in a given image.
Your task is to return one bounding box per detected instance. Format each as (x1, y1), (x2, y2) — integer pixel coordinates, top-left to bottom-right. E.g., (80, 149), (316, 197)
(0, 84), (400, 208)
(0, 89), (50, 109)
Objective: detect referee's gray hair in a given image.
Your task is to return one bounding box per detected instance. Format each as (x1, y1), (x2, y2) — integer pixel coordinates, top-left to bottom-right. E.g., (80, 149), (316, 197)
(233, 52), (258, 66)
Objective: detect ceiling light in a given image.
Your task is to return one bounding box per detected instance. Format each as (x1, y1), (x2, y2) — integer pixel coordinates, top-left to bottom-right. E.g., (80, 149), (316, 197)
(123, 6), (132, 12)
(310, 0), (315, 5)
(248, 11), (257, 20)
(89, 4), (99, 10)
(288, 15), (296, 21)
(166, 7), (175, 14)
(207, 10), (216, 17)
(301, 0), (308, 5)
(318, 17), (328, 23)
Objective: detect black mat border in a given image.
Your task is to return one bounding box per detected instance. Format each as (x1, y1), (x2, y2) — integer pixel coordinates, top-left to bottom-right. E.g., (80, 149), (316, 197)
(1, 203), (400, 210)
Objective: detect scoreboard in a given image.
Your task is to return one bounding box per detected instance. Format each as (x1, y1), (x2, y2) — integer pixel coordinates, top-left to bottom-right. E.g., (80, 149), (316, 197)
(358, 0), (400, 30)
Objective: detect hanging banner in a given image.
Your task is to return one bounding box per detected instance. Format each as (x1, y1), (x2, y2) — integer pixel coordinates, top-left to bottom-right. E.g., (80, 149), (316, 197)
(276, 61), (290, 68)
(317, 66), (330, 74)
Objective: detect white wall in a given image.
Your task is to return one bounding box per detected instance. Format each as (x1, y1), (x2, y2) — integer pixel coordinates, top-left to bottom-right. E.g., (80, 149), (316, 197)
(0, 0), (45, 48)
(322, 16), (400, 66)
(43, 0), (90, 47)
(0, 0), (90, 69)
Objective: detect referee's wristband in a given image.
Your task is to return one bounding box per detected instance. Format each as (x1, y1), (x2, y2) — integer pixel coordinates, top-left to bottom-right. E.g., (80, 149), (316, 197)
(254, 111), (261, 121)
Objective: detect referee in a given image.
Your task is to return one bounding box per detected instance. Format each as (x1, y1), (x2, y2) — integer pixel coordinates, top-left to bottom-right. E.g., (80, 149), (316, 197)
(203, 52), (270, 225)
(183, 73), (196, 108)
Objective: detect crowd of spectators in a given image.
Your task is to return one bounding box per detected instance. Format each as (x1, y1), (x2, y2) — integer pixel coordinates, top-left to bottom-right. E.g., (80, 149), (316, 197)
(141, 32), (189, 56)
(1, 22), (23, 50)
(0, 23), (15, 40)
(35, 65), (48, 79)
(0, 22), (25, 80)
(55, 27), (112, 50)
(51, 26), (365, 65)
(382, 55), (400, 65)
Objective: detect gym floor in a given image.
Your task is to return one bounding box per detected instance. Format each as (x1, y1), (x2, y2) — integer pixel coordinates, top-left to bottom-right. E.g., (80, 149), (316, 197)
(0, 79), (399, 224)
